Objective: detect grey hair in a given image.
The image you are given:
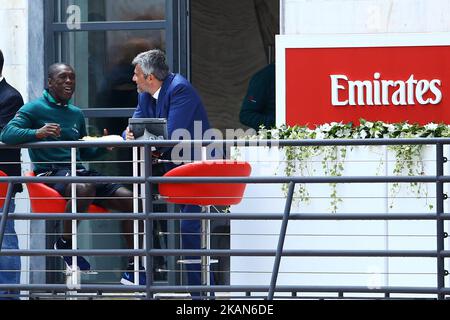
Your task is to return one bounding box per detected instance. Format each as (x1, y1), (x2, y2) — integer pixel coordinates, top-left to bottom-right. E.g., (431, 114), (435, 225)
(132, 49), (169, 81)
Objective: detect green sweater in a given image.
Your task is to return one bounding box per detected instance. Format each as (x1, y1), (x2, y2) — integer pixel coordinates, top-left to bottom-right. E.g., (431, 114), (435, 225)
(239, 63), (275, 131)
(0, 90), (106, 171)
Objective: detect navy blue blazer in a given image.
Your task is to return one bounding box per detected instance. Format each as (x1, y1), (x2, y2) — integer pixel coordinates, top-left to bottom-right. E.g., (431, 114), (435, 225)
(129, 73), (210, 163)
(0, 78), (24, 193)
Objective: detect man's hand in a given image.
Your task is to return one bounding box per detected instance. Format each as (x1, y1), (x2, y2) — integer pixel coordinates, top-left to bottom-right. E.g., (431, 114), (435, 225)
(35, 123), (61, 139)
(103, 128), (114, 151)
(151, 151), (162, 164)
(152, 151), (162, 158)
(125, 126), (135, 140)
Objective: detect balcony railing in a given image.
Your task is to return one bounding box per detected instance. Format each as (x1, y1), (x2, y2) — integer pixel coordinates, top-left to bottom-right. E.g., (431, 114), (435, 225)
(0, 138), (450, 299)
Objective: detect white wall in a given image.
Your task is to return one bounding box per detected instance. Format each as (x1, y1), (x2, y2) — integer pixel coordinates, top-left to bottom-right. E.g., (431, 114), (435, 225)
(231, 146), (450, 297)
(0, 0), (29, 286)
(0, 0), (28, 101)
(282, 0), (450, 34)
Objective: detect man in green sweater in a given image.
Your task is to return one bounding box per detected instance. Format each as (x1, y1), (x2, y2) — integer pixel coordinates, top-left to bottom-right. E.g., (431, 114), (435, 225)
(0, 64), (139, 281)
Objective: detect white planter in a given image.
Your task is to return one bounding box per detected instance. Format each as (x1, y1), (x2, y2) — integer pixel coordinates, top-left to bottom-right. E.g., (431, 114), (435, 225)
(230, 145), (450, 297)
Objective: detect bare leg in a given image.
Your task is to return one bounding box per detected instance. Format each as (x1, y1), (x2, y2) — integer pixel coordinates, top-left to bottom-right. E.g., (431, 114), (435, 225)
(62, 183), (96, 241)
(99, 187), (141, 251)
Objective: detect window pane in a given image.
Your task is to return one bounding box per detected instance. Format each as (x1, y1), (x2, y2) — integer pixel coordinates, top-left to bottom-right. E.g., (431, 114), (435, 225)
(55, 29), (165, 175)
(55, 0), (165, 22)
(56, 30), (165, 110)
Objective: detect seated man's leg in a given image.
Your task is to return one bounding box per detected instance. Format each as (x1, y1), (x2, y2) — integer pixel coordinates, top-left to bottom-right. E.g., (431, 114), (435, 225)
(0, 201), (21, 300)
(181, 205), (215, 297)
(42, 169), (97, 271)
(53, 182), (96, 271)
(42, 169), (96, 214)
(99, 186), (134, 249)
(96, 184), (145, 285)
(62, 182), (96, 237)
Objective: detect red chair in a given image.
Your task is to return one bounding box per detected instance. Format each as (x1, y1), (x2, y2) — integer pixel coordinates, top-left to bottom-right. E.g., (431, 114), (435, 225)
(159, 160), (251, 290)
(0, 170), (8, 208)
(25, 171), (108, 214)
(159, 160), (251, 206)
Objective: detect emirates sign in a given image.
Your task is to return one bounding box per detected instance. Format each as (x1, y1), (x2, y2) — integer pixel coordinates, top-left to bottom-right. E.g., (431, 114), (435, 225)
(276, 34), (450, 127)
(330, 73), (442, 106)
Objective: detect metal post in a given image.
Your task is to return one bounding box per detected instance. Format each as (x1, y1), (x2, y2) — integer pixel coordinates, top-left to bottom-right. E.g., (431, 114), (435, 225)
(436, 143), (445, 300)
(144, 145), (153, 299)
(200, 205), (211, 297)
(200, 148), (210, 297)
(166, 203), (177, 285)
(132, 147), (139, 286)
(0, 183), (14, 249)
(268, 181), (295, 300)
(70, 147), (79, 290)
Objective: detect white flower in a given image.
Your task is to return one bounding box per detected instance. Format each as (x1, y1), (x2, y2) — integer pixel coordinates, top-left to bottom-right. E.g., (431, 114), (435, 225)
(270, 129), (280, 139)
(342, 129), (351, 138)
(365, 121), (374, 128)
(314, 129), (325, 139)
(425, 123), (438, 131)
(402, 123), (411, 130)
(386, 124), (396, 133)
(360, 130), (368, 139)
(319, 123), (332, 132)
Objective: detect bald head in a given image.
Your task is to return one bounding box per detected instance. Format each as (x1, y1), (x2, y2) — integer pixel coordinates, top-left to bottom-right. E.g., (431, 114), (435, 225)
(47, 63), (76, 104)
(48, 63), (74, 80)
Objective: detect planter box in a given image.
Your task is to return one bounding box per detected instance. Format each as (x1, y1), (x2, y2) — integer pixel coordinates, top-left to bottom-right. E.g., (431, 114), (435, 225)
(230, 145), (450, 297)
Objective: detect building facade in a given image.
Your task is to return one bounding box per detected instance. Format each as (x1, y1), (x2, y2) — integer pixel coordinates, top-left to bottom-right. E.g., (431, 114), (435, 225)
(0, 0), (449, 288)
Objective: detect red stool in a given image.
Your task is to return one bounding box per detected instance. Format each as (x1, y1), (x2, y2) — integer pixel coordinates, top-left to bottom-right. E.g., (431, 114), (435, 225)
(159, 160), (251, 205)
(0, 170), (8, 208)
(25, 171), (108, 214)
(25, 171), (106, 279)
(159, 160), (251, 290)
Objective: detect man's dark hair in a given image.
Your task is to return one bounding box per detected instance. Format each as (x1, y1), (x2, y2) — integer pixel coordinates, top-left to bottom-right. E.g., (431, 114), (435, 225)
(0, 49), (4, 76)
(48, 63), (74, 79)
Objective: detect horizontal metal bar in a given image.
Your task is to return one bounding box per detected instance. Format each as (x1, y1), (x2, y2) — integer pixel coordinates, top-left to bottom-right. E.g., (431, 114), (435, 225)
(50, 21), (165, 32)
(0, 249), (144, 256)
(2, 138), (450, 149)
(82, 108), (135, 118)
(0, 176), (144, 183)
(148, 249), (446, 257)
(0, 249), (444, 257)
(4, 213), (149, 220)
(3, 213), (448, 221)
(148, 175), (445, 183)
(144, 213), (450, 221)
(0, 284), (446, 294)
(0, 175), (448, 184)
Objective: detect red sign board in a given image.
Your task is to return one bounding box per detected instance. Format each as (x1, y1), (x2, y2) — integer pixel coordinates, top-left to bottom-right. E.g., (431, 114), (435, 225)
(278, 35), (450, 127)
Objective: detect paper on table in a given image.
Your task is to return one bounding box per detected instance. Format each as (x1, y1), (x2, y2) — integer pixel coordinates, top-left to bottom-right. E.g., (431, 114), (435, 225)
(81, 135), (124, 142)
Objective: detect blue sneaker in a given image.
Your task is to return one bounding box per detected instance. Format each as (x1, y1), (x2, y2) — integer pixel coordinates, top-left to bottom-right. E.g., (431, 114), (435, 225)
(121, 264), (146, 285)
(54, 237), (91, 271)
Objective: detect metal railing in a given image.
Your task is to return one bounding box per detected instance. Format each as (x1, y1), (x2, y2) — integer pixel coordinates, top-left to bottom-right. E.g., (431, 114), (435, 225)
(0, 138), (450, 300)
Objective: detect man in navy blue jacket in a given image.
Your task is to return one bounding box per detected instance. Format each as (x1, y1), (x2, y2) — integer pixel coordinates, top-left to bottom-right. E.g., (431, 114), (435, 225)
(0, 49), (23, 299)
(125, 49), (212, 295)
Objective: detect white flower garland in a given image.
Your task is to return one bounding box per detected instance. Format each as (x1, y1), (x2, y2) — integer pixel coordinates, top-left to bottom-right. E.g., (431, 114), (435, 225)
(244, 119), (447, 212)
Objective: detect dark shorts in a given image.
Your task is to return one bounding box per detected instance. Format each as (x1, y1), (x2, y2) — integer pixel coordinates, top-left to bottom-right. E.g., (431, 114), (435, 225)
(35, 168), (124, 204)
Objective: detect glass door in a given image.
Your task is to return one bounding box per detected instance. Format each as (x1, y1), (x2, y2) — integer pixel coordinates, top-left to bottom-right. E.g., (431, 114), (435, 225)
(44, 0), (188, 286)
